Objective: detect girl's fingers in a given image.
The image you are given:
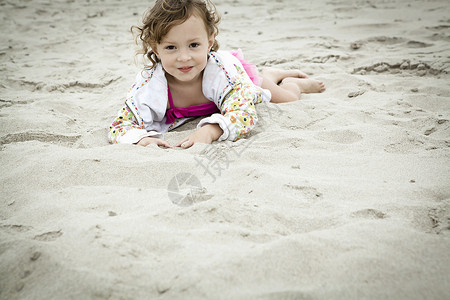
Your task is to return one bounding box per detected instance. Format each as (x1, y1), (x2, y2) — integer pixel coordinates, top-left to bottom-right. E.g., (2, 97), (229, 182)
(160, 140), (172, 148)
(181, 139), (193, 149)
(175, 137), (189, 148)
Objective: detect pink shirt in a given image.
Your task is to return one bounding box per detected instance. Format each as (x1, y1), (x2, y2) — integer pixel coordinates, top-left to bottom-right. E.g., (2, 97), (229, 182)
(165, 86), (219, 124)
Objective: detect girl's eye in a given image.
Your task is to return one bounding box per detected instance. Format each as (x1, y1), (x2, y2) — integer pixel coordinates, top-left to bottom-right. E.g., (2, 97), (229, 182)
(190, 43), (200, 48)
(165, 45), (176, 50)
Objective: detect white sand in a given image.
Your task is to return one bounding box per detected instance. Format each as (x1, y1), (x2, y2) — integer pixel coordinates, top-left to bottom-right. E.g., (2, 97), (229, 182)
(1, 0), (449, 299)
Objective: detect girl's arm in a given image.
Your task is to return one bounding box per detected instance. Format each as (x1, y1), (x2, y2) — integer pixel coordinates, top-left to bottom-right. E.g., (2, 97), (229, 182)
(108, 105), (161, 144)
(180, 80), (258, 149)
(194, 80), (258, 143)
(175, 123), (223, 148)
(136, 136), (171, 148)
(218, 81), (258, 140)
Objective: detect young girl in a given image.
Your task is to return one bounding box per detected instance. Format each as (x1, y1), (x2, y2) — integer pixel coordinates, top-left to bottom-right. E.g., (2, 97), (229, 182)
(108, 0), (325, 149)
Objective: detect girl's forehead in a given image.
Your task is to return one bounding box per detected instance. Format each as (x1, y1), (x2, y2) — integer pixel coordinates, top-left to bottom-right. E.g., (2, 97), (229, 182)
(162, 14), (209, 40)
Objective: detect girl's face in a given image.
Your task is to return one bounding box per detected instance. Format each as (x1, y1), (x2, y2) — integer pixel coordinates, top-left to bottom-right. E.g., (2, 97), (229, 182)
(154, 14), (214, 84)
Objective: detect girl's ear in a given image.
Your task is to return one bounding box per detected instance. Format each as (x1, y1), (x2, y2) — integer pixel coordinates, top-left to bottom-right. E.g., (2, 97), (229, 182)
(208, 33), (216, 51)
(151, 44), (159, 57)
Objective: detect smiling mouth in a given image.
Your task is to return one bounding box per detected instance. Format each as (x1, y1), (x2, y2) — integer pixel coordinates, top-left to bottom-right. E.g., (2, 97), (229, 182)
(178, 66), (193, 73)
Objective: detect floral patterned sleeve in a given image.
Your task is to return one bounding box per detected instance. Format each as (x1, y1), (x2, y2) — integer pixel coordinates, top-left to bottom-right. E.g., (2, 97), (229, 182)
(220, 80), (259, 141)
(108, 105), (148, 144)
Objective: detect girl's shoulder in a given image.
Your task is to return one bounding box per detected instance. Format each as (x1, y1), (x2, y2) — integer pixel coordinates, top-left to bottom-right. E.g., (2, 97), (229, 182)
(127, 64), (168, 125)
(128, 64), (166, 96)
(203, 51), (255, 104)
(133, 64), (165, 86)
(209, 51), (241, 70)
(206, 51), (245, 83)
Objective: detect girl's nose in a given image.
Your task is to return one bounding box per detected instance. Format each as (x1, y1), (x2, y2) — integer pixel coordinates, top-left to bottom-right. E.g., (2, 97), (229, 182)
(177, 49), (192, 62)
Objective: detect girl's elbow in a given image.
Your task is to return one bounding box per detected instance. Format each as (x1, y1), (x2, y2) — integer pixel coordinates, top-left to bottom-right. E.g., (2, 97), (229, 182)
(235, 113), (257, 139)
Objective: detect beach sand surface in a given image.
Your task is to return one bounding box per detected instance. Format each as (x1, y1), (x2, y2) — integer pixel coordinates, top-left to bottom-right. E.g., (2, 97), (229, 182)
(0, 0), (449, 299)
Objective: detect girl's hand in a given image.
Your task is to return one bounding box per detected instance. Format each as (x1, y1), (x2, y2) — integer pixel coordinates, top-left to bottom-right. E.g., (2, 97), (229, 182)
(176, 124), (223, 149)
(136, 136), (172, 148)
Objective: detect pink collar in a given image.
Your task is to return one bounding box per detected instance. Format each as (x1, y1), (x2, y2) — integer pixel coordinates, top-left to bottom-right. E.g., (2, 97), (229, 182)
(165, 86), (219, 124)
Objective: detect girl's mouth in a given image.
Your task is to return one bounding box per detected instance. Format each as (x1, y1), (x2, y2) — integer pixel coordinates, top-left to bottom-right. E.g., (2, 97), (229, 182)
(178, 66), (193, 73)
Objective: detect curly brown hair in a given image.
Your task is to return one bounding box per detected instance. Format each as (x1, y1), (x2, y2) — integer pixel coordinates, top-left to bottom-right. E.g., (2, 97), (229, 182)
(131, 0), (221, 70)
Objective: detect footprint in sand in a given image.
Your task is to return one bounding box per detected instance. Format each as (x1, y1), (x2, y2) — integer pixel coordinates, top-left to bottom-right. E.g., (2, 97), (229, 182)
(33, 230), (63, 241)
